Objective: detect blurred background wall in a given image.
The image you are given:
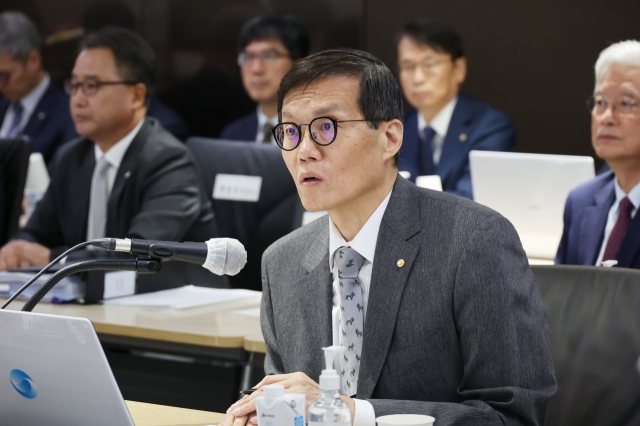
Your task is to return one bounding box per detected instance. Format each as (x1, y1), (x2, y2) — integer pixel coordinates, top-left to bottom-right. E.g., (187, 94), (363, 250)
(2, 0), (640, 165)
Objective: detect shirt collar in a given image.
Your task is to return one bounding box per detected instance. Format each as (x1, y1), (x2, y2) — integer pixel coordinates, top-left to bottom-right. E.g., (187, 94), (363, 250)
(18, 73), (50, 117)
(256, 105), (278, 129)
(93, 118), (145, 168)
(328, 189), (393, 271)
(614, 178), (640, 210)
(417, 96), (458, 137)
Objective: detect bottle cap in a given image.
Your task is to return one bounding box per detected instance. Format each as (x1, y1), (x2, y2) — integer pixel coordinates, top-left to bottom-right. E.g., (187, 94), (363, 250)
(319, 346), (346, 391)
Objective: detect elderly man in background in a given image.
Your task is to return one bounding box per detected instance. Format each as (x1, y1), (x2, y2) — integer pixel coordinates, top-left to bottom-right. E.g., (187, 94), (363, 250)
(220, 14), (309, 143)
(0, 27), (218, 272)
(396, 19), (516, 199)
(556, 40), (640, 268)
(0, 11), (77, 165)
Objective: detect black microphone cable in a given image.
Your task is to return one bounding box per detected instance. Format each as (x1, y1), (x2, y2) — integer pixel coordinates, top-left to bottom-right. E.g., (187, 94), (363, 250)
(0, 240), (98, 309)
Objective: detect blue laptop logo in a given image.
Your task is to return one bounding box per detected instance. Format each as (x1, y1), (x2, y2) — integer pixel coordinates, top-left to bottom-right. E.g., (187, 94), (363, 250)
(10, 369), (37, 399)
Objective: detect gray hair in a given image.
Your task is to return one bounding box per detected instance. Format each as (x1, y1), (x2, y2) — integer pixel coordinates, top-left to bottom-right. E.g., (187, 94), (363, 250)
(0, 11), (41, 61)
(594, 40), (640, 92)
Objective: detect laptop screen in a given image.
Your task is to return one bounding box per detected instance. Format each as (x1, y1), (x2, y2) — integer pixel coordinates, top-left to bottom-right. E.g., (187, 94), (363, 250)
(0, 310), (134, 426)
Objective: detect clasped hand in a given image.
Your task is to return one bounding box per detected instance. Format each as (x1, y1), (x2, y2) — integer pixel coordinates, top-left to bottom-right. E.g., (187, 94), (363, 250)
(219, 372), (355, 426)
(0, 240), (50, 271)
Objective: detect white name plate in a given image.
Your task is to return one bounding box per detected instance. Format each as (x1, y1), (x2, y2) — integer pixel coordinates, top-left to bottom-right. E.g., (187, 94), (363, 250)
(103, 271), (136, 300)
(213, 174), (262, 202)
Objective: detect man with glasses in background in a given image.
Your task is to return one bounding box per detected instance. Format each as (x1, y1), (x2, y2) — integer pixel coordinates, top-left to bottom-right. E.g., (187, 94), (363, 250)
(397, 19), (516, 199)
(0, 11), (76, 166)
(556, 40), (640, 269)
(220, 15), (309, 143)
(221, 48), (555, 426)
(0, 27), (219, 271)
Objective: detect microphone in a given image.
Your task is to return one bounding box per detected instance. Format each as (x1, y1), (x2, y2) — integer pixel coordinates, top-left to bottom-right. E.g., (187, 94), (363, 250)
(92, 237), (247, 276)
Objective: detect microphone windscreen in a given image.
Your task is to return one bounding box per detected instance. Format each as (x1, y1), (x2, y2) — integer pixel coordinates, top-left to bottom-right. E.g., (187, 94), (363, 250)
(203, 238), (247, 276)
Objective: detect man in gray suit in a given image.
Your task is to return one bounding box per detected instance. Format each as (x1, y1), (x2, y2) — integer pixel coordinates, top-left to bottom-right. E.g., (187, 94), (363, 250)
(222, 49), (556, 426)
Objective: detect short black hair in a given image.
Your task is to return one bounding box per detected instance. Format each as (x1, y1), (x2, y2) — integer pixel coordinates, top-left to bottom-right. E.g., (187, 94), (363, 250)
(277, 48), (404, 167)
(238, 15), (310, 60)
(79, 27), (156, 102)
(396, 19), (464, 60)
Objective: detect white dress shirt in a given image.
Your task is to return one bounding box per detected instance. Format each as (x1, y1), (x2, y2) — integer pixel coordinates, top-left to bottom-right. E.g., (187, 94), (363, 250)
(328, 190), (392, 426)
(0, 73), (51, 138)
(254, 106), (279, 144)
(595, 179), (640, 266)
(86, 118), (144, 240)
(417, 96), (458, 165)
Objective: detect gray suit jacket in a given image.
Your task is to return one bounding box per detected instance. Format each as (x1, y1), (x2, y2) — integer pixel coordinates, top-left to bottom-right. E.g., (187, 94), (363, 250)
(260, 176), (556, 425)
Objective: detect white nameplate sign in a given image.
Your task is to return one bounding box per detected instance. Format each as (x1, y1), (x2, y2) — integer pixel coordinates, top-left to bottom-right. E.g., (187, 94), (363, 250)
(103, 271), (136, 300)
(213, 174), (262, 202)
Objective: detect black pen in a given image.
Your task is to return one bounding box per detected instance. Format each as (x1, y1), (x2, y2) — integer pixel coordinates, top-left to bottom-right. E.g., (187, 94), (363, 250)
(240, 388), (257, 396)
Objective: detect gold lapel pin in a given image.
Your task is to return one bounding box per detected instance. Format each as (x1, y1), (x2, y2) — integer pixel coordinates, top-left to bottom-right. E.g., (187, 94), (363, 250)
(459, 133), (467, 142)
(397, 259), (405, 268)
(124, 171), (131, 179)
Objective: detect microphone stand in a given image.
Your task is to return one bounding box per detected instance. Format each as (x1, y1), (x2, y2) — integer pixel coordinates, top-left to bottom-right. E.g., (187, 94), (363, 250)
(21, 257), (162, 312)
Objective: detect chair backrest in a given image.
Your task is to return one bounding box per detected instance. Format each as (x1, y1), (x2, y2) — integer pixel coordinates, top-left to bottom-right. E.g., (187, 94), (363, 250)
(186, 138), (303, 290)
(531, 265), (640, 426)
(0, 137), (32, 245)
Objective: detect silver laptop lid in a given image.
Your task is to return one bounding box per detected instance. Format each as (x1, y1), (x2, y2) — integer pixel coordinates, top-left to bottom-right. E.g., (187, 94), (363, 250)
(470, 151), (595, 259)
(0, 309), (134, 426)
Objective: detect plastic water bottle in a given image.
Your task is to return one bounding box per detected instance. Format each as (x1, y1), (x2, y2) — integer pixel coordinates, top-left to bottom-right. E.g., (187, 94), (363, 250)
(308, 346), (351, 425)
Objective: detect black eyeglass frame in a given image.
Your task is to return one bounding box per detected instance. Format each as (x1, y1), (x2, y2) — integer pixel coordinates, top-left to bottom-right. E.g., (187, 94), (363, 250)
(272, 117), (369, 151)
(64, 79), (140, 96)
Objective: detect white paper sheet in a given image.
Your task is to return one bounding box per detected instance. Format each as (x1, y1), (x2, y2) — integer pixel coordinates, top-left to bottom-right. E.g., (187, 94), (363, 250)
(231, 307), (260, 317)
(103, 285), (260, 309)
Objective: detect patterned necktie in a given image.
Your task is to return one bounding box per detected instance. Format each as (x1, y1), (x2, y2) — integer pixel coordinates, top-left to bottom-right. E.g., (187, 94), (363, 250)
(87, 157), (112, 240)
(262, 123), (274, 144)
(602, 196), (635, 263)
(336, 246), (365, 396)
(420, 126), (436, 175)
(8, 102), (23, 137)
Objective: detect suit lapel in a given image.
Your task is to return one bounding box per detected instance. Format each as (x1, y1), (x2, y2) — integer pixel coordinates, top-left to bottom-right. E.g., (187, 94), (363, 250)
(300, 218), (333, 371)
(437, 96), (473, 184)
(106, 119), (152, 234)
(73, 142), (96, 243)
(616, 205), (640, 268)
(357, 177), (420, 398)
(22, 83), (55, 140)
(579, 179), (615, 265)
(400, 110), (420, 180)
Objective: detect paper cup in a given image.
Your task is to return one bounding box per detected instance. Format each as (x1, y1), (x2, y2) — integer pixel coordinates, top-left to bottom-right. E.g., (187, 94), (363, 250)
(376, 414), (435, 426)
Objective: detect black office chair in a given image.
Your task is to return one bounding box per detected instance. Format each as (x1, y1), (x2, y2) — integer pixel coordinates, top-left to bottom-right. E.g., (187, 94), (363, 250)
(531, 265), (640, 426)
(186, 138), (304, 290)
(0, 137), (32, 246)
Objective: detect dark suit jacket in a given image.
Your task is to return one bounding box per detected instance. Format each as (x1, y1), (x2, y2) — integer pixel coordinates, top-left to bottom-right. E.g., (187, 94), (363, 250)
(400, 94), (516, 199)
(261, 176), (556, 425)
(220, 111), (258, 141)
(555, 170), (640, 268)
(19, 118), (219, 260)
(0, 81), (77, 166)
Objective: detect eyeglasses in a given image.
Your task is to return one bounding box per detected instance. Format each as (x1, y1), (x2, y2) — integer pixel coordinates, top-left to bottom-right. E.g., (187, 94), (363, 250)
(272, 117), (368, 151)
(238, 49), (291, 67)
(398, 58), (448, 75)
(588, 95), (639, 117)
(64, 78), (139, 96)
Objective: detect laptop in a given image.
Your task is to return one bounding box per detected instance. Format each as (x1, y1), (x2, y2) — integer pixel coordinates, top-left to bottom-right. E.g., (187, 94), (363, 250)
(0, 309), (134, 426)
(470, 151), (595, 259)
